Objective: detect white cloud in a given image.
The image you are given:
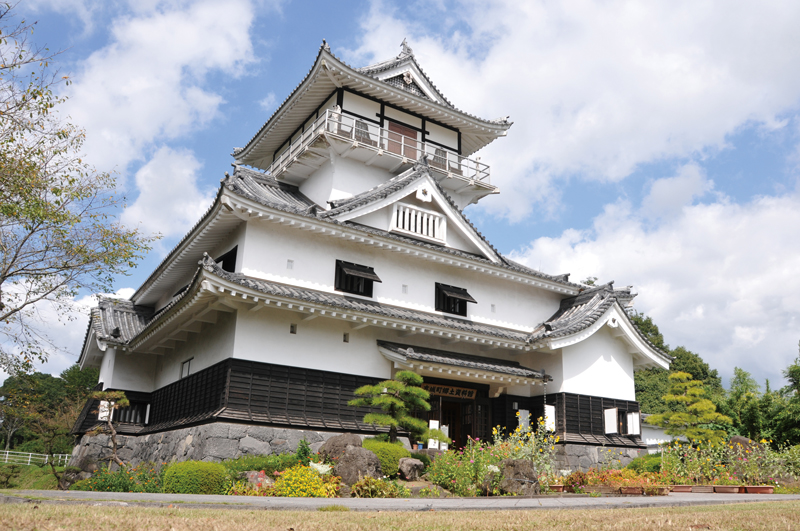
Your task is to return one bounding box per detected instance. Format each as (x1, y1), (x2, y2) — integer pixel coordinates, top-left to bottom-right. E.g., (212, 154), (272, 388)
(259, 92), (278, 113)
(121, 147), (215, 238)
(348, 0), (800, 220)
(641, 163), (714, 219)
(62, 0), (258, 173)
(0, 287), (134, 383)
(510, 186), (800, 386)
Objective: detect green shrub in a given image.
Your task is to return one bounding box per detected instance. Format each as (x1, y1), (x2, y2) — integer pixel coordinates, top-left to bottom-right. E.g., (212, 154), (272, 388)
(221, 453), (299, 481)
(69, 463), (162, 493)
(627, 453), (662, 474)
(362, 439), (410, 477)
(350, 476), (410, 498)
(410, 452), (431, 470)
(273, 465), (326, 497)
(162, 461), (227, 495)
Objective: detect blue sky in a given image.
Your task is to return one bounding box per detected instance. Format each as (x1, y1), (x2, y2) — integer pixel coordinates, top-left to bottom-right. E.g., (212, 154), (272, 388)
(13, 0), (800, 389)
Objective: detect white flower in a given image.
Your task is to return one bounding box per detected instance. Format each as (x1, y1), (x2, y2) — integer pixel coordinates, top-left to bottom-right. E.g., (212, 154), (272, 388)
(309, 462), (332, 475)
(487, 465), (500, 473)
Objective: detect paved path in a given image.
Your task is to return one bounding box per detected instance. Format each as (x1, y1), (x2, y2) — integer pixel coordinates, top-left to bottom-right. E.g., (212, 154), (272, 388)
(2, 490), (799, 511)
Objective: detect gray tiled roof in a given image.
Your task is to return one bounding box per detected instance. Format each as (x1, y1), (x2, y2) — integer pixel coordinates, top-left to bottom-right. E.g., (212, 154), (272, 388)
(378, 341), (545, 378)
(529, 283), (672, 361)
(238, 42), (511, 157)
(357, 47), (456, 110)
(222, 163), (582, 290)
(89, 297), (153, 344)
(200, 255), (529, 342)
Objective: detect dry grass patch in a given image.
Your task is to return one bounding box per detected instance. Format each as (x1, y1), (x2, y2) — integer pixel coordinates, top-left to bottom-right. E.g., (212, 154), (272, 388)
(0, 501), (798, 530)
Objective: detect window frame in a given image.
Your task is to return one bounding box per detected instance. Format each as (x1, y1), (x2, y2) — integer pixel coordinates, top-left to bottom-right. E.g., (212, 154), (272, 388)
(334, 260), (382, 297)
(180, 358), (193, 379)
(435, 282), (477, 317)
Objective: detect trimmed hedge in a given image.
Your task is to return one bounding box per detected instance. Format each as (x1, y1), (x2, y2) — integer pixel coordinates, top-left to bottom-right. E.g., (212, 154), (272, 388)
(162, 461), (228, 494)
(362, 439), (411, 477)
(626, 452), (662, 474)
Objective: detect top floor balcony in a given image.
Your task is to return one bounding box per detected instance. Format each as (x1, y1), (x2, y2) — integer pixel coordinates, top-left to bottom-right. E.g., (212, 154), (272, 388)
(264, 109), (497, 204)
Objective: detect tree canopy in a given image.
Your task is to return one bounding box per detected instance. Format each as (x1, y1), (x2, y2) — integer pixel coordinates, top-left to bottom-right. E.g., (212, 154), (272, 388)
(646, 371), (731, 442)
(0, 4), (156, 372)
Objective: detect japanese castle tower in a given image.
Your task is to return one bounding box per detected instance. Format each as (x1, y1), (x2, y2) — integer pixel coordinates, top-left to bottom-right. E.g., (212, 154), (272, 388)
(72, 41), (671, 469)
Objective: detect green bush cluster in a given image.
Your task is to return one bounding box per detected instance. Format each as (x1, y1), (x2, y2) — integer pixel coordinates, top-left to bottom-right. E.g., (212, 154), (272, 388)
(70, 463), (162, 493)
(626, 452), (662, 474)
(362, 438), (411, 477)
(273, 464), (326, 497)
(162, 461), (227, 495)
(350, 476), (410, 498)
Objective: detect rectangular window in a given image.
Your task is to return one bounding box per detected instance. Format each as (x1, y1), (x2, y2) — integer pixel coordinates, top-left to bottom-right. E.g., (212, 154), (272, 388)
(115, 402), (148, 424)
(335, 260), (382, 297)
(435, 282), (477, 317)
(181, 358), (192, 379)
(215, 246), (237, 273)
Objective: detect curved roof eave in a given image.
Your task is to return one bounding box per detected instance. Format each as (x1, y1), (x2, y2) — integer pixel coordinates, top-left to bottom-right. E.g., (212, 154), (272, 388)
(234, 45), (512, 165)
(536, 302), (672, 369)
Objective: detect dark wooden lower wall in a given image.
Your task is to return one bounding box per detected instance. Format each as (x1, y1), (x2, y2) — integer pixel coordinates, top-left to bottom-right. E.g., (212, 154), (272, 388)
(71, 360), (644, 448)
(72, 358), (382, 436)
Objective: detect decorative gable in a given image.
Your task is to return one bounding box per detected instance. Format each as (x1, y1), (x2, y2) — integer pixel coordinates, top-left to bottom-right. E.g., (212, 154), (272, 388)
(322, 161), (501, 262)
(383, 73), (431, 101)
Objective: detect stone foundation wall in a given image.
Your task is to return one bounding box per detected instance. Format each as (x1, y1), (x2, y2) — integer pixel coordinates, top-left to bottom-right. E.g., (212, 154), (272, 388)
(553, 444), (646, 473)
(70, 423), (356, 471)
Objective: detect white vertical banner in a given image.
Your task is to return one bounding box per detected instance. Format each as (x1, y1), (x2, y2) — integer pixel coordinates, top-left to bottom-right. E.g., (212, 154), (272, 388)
(544, 404), (556, 432)
(428, 420), (440, 449)
(518, 409), (530, 430)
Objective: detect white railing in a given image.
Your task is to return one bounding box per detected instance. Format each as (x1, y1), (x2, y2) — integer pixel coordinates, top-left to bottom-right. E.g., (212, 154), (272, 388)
(267, 109), (491, 184)
(392, 203), (446, 243)
(0, 450), (72, 467)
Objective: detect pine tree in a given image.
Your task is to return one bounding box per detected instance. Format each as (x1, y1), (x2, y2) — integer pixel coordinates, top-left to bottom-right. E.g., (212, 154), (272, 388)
(348, 371), (449, 444)
(647, 371), (731, 443)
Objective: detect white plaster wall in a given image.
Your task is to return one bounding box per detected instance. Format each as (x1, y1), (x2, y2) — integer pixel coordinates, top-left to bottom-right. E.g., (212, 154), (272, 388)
(98, 348), (115, 387)
(559, 327), (636, 401)
(108, 352), (158, 393)
(233, 306), (392, 378)
(425, 122), (458, 151)
(153, 223), (246, 312)
(153, 311), (237, 389)
(384, 107), (422, 129)
(342, 91), (380, 121)
(240, 221), (562, 332)
(529, 350), (564, 397)
(299, 156), (390, 207)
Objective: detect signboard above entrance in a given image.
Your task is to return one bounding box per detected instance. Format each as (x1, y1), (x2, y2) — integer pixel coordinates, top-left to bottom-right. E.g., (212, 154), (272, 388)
(422, 383), (476, 400)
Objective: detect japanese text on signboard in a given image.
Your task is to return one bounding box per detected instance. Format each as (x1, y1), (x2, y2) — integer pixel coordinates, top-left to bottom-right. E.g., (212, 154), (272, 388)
(422, 383), (476, 399)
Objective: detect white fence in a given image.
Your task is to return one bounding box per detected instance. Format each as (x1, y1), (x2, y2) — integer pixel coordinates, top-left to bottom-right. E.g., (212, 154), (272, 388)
(0, 450), (71, 467)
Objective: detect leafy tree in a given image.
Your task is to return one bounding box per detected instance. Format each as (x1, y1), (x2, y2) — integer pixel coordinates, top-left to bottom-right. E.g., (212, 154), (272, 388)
(0, 364), (97, 450)
(25, 398), (83, 489)
(0, 3), (155, 373)
(349, 371), (449, 445)
(647, 371), (731, 442)
(775, 354), (800, 445)
(630, 312), (725, 413)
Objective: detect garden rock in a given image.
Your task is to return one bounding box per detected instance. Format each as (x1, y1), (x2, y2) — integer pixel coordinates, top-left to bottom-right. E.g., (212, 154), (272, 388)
(333, 445), (382, 485)
(499, 459), (540, 496)
(398, 457), (424, 481)
(319, 433), (362, 461)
